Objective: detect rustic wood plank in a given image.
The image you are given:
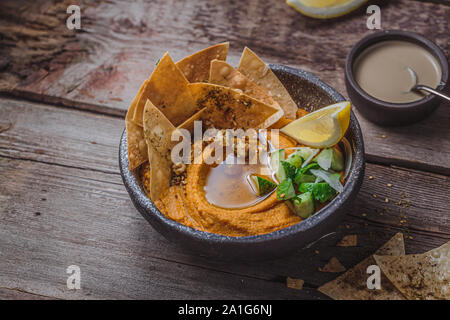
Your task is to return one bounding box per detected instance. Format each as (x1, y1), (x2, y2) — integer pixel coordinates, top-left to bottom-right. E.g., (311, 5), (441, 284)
(414, 0), (450, 5)
(2, 0), (448, 113)
(1, 0), (449, 174)
(0, 98), (448, 299)
(0, 96), (121, 174)
(360, 106), (450, 175)
(0, 155), (448, 299)
(0, 157), (324, 300)
(0, 287), (54, 300)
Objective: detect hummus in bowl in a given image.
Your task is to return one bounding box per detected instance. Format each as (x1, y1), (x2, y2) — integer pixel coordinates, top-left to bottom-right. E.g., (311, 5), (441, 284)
(119, 44), (365, 260)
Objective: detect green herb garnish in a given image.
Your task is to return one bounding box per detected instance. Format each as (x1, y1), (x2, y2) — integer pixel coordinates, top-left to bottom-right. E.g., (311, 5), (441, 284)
(277, 178), (296, 200)
(299, 182), (336, 203)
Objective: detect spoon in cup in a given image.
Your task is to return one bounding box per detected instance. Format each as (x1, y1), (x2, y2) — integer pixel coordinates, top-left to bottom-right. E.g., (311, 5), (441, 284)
(407, 66), (450, 102)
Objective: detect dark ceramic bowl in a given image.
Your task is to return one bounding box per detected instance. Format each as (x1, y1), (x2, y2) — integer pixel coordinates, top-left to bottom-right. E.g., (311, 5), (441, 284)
(345, 30), (449, 126)
(119, 65), (365, 261)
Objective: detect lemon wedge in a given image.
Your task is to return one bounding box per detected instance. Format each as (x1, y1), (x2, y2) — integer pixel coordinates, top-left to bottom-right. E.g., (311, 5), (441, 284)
(286, 0), (368, 19)
(280, 101), (351, 148)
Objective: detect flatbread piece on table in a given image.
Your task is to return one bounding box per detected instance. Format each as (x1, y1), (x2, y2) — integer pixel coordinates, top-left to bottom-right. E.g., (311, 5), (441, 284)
(209, 59), (281, 110)
(318, 233), (406, 300)
(238, 47), (298, 119)
(188, 83), (283, 130)
(142, 99), (177, 202)
(319, 257), (346, 273)
(374, 242), (450, 300)
(133, 52), (198, 127)
(176, 42), (229, 83)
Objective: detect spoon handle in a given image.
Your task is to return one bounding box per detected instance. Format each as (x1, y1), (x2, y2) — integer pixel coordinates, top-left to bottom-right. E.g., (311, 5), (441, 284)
(413, 85), (450, 103)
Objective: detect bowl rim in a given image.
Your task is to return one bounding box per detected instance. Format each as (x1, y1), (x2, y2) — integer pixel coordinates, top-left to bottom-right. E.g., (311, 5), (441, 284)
(119, 64), (365, 244)
(345, 30), (449, 109)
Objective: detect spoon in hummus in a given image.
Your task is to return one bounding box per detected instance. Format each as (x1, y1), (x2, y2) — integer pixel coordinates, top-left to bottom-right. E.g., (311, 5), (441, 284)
(407, 66), (450, 102)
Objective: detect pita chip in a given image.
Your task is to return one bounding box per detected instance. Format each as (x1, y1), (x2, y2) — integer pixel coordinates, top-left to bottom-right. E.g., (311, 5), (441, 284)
(337, 234), (358, 247)
(319, 257), (346, 273)
(126, 80), (150, 171)
(188, 83), (283, 129)
(126, 120), (148, 172)
(133, 52), (198, 127)
(238, 47), (298, 119)
(209, 59), (281, 110)
(318, 233), (406, 300)
(126, 80), (148, 121)
(176, 42), (229, 83)
(177, 107), (207, 135)
(142, 100), (177, 202)
(374, 242), (450, 300)
(286, 277), (304, 290)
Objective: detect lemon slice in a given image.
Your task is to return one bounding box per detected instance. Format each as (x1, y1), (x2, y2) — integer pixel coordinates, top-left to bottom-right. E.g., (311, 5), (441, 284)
(280, 101), (351, 148)
(286, 0), (368, 19)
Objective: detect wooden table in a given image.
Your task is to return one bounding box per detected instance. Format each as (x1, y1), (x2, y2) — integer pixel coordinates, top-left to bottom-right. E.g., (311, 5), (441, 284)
(0, 0), (449, 300)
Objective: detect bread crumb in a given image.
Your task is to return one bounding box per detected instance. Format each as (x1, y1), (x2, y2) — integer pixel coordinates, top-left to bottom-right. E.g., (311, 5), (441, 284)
(336, 234), (357, 247)
(319, 257), (346, 273)
(286, 277), (304, 290)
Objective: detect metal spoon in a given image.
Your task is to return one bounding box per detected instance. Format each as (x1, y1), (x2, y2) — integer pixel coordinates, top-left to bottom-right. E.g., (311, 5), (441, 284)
(407, 67), (450, 102)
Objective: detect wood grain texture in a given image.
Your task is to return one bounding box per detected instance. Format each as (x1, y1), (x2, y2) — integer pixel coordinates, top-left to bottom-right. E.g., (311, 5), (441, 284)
(0, 287), (55, 300)
(0, 0), (449, 174)
(0, 97), (448, 299)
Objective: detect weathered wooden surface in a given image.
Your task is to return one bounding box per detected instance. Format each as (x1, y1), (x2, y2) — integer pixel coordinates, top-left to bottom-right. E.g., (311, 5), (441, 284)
(0, 97), (448, 299)
(0, 0), (449, 176)
(0, 0), (449, 300)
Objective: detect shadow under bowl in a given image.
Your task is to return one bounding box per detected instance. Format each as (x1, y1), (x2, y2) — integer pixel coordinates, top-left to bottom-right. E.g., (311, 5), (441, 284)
(345, 30), (449, 126)
(119, 64), (365, 261)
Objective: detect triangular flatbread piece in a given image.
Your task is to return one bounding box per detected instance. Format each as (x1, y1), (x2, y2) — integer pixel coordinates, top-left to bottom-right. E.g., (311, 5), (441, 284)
(209, 59), (281, 110)
(142, 100), (177, 201)
(188, 83), (283, 129)
(374, 242), (450, 300)
(126, 120), (148, 171)
(238, 47), (298, 119)
(133, 52), (198, 127)
(176, 42), (229, 83)
(177, 107), (207, 135)
(318, 233), (406, 300)
(126, 80), (148, 121)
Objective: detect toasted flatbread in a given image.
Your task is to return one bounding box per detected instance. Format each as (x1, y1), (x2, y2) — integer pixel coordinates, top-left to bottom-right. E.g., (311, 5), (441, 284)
(238, 47), (298, 119)
(337, 234), (358, 247)
(126, 120), (148, 171)
(318, 233), (406, 300)
(188, 83), (283, 129)
(319, 257), (346, 273)
(176, 42), (229, 83)
(133, 52), (198, 127)
(126, 80), (148, 121)
(177, 107), (207, 135)
(374, 242), (450, 300)
(142, 100), (177, 201)
(209, 59), (281, 110)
